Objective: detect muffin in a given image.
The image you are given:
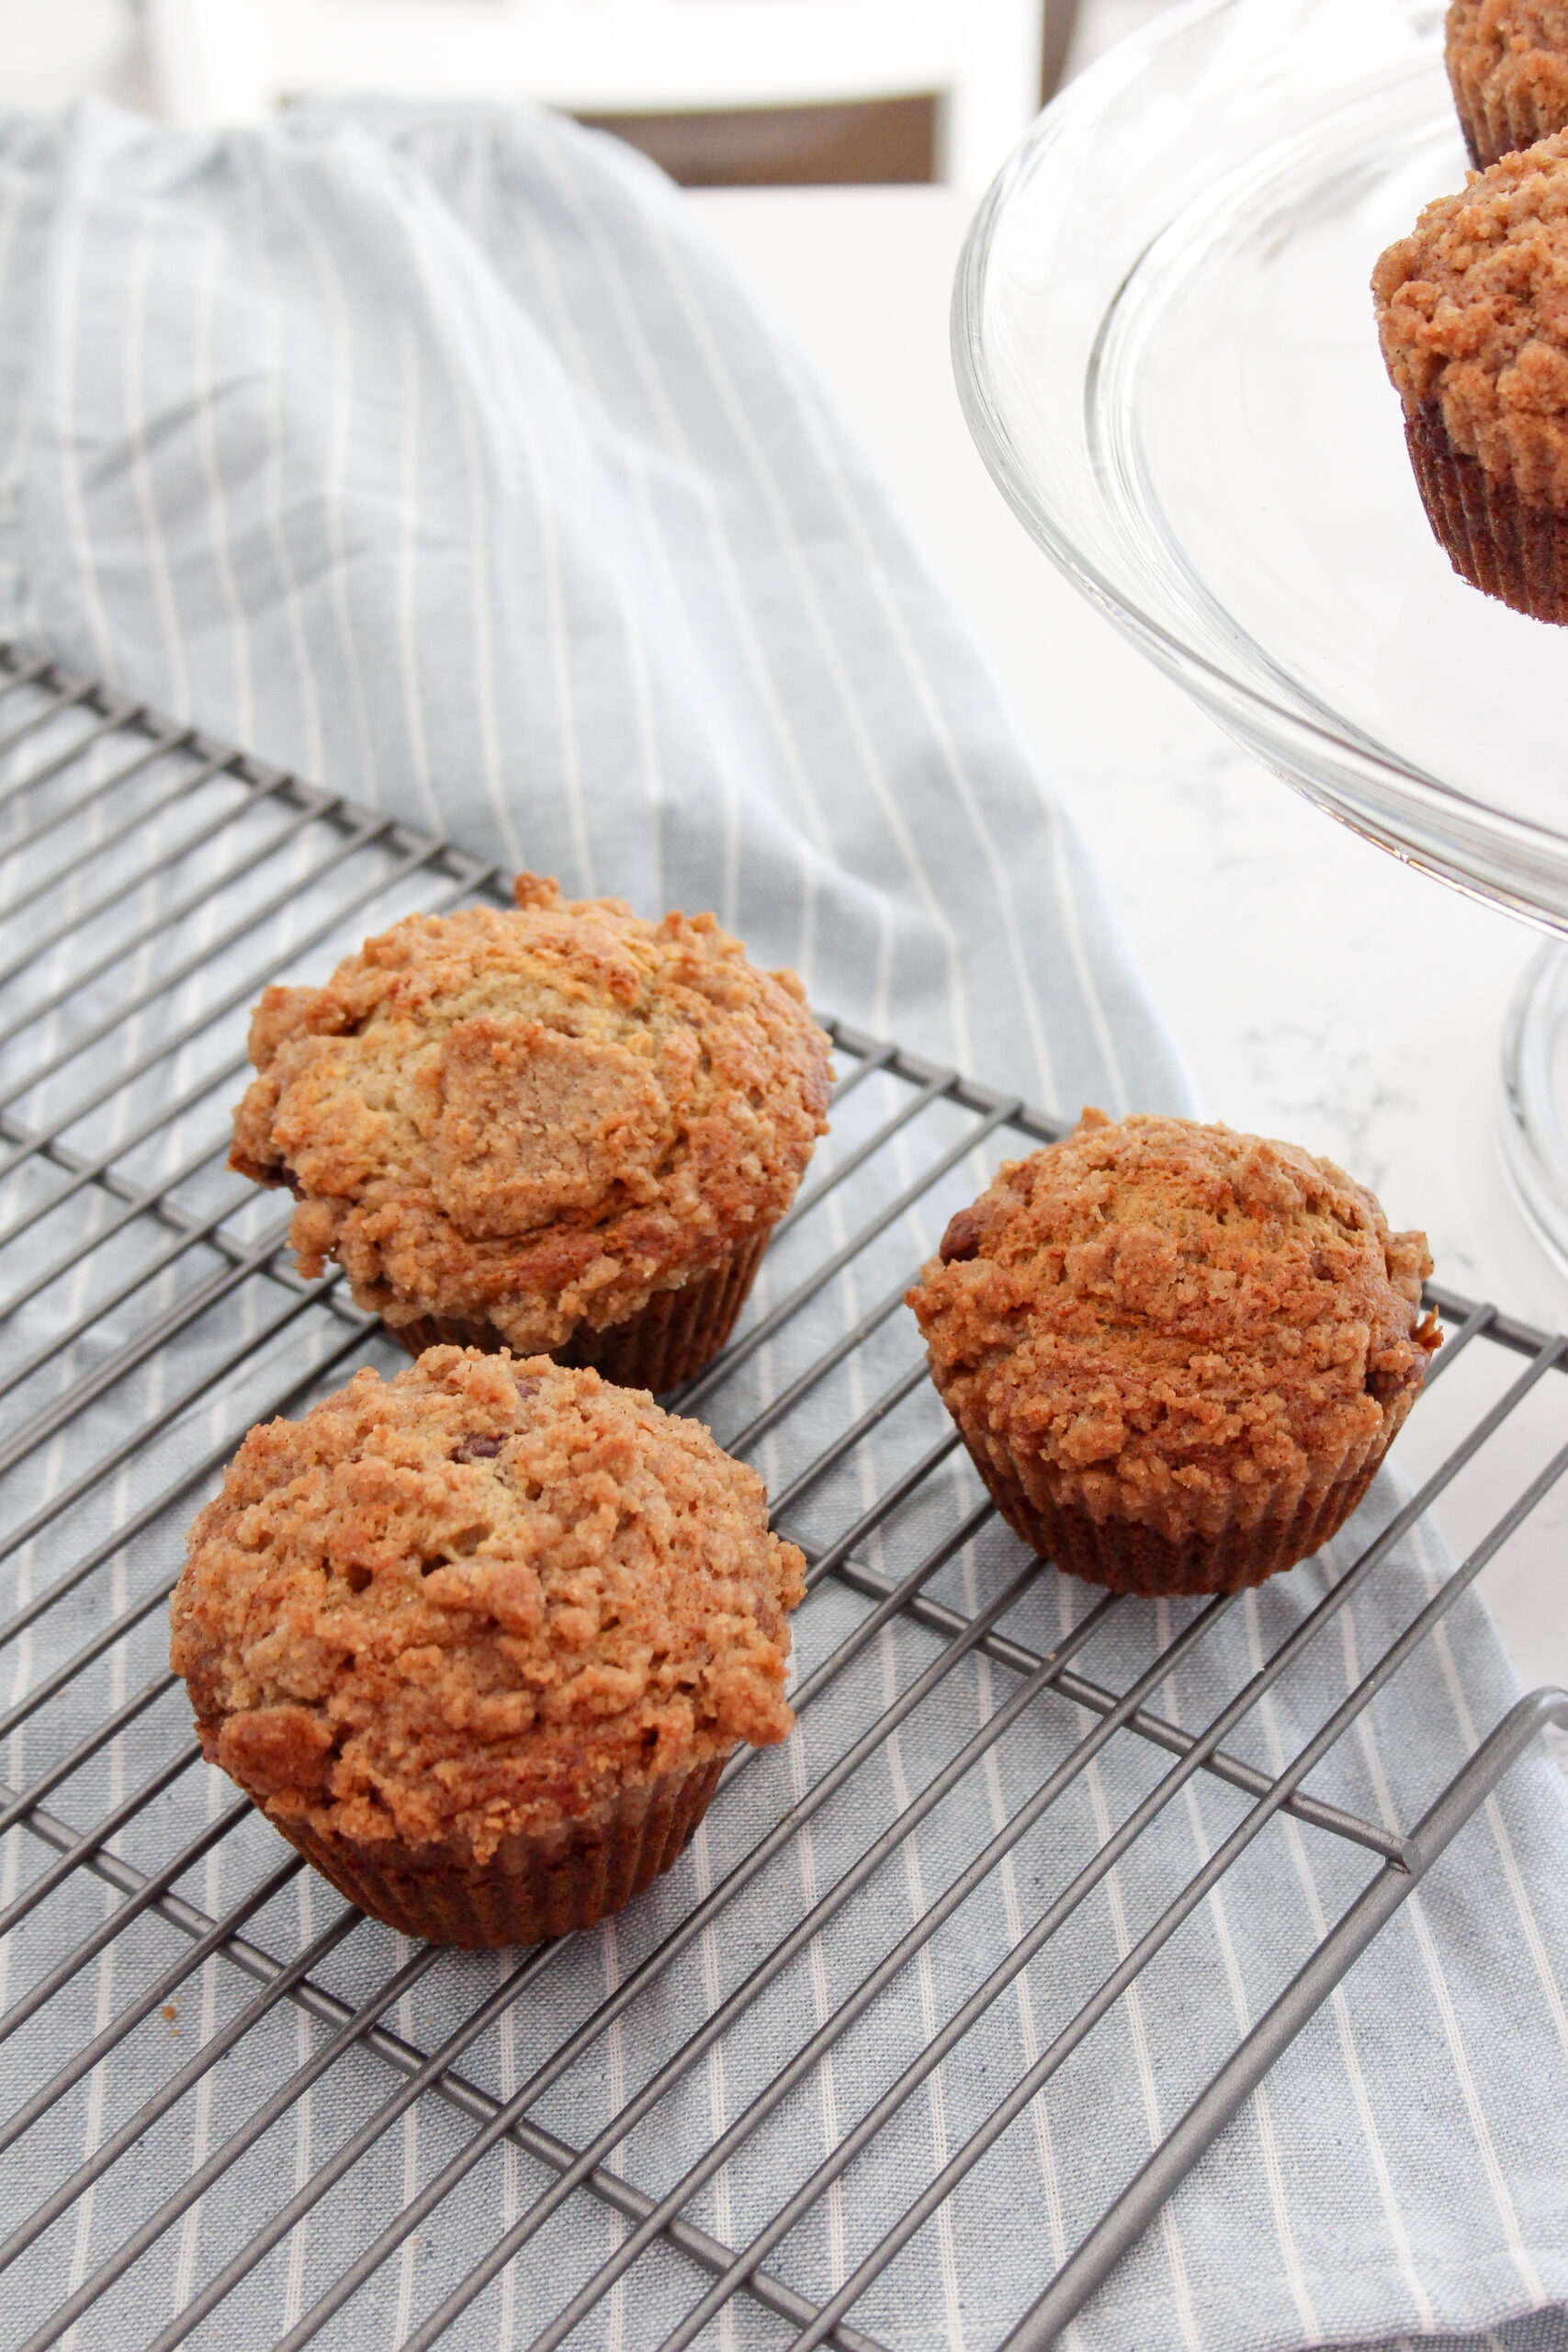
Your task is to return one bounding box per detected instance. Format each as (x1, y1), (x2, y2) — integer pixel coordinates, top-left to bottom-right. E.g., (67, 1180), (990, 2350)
(906, 1111), (1440, 1600)
(1446, 1), (1568, 168)
(231, 874), (832, 1391)
(170, 1348), (806, 1946)
(1372, 134), (1568, 623)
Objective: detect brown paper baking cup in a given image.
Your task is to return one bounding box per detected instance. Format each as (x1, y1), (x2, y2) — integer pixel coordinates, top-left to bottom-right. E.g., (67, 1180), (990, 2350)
(1404, 401), (1568, 624)
(954, 1385), (1421, 1600)
(267, 1751), (729, 1948)
(1449, 62), (1568, 169)
(559, 1231), (770, 1388)
(386, 1229), (772, 1392)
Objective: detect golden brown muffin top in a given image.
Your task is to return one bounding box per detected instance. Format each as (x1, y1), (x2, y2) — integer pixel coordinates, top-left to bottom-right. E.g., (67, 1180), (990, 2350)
(231, 874), (832, 1351)
(907, 1111), (1438, 1528)
(1373, 130), (1568, 503)
(170, 1350), (805, 1862)
(1448, 1), (1568, 140)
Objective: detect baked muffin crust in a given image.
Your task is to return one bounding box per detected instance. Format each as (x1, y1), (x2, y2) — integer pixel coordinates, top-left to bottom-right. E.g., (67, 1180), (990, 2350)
(1447, 1), (1568, 165)
(908, 1111), (1438, 1552)
(170, 1350), (805, 1864)
(231, 874), (832, 1351)
(1372, 132), (1568, 506)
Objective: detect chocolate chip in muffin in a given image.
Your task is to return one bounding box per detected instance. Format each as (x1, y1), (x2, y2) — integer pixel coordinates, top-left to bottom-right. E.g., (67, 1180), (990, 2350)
(939, 1206), (986, 1264)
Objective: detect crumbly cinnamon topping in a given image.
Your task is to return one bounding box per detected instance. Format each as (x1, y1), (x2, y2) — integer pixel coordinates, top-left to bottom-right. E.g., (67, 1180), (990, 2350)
(907, 1112), (1439, 1543)
(230, 875), (832, 1350)
(170, 1350), (805, 1862)
(1373, 130), (1568, 503)
(1447, 1), (1568, 162)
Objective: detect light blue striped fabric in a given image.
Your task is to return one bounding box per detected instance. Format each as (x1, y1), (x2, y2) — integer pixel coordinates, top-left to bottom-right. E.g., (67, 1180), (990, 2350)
(0, 95), (1186, 1123)
(0, 93), (1566, 2352)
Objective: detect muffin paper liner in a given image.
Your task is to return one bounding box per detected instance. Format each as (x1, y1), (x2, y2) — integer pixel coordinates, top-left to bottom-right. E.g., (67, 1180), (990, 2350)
(1449, 61), (1568, 169)
(948, 1385), (1423, 1600)
(266, 1750), (730, 1948)
(559, 1231), (771, 1389)
(385, 1229), (773, 1392)
(1404, 400), (1568, 624)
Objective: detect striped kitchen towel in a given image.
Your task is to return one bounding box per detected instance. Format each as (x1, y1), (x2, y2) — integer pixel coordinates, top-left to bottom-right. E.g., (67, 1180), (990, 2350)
(0, 94), (1184, 1123)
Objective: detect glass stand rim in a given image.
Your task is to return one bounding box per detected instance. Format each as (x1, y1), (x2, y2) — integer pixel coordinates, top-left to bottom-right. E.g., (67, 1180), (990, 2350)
(1498, 941), (1568, 1283)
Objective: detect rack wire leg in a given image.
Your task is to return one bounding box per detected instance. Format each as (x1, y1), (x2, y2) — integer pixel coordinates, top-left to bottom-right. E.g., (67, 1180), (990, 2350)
(1000, 1686), (1568, 2352)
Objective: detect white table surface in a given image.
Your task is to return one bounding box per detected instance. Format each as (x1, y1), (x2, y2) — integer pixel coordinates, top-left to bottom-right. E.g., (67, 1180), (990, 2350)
(691, 182), (1568, 1754)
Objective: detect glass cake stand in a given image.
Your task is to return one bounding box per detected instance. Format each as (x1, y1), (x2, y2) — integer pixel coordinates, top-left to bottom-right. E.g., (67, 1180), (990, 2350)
(953, 0), (1568, 1272)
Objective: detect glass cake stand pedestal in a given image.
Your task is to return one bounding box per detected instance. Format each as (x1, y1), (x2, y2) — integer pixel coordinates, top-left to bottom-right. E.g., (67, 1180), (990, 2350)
(953, 0), (1568, 1275)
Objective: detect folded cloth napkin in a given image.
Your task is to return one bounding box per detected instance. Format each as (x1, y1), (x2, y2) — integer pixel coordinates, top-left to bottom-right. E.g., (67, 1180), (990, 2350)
(0, 95), (1565, 2352)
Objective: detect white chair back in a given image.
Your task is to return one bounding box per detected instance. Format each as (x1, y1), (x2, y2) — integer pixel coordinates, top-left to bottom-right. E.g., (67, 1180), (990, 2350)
(147, 0), (1048, 193)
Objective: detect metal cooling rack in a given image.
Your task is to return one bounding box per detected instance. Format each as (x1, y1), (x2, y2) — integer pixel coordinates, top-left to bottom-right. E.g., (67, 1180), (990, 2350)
(0, 639), (1564, 2352)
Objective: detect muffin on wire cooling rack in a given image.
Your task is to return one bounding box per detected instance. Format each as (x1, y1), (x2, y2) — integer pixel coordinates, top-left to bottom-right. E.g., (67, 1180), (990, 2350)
(906, 1111), (1440, 1600)
(230, 874), (833, 1393)
(1446, 1), (1568, 168)
(1373, 132), (1568, 623)
(170, 1348), (806, 1948)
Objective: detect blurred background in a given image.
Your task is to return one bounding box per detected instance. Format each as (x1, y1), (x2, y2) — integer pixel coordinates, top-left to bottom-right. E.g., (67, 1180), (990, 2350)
(0, 0), (1176, 190)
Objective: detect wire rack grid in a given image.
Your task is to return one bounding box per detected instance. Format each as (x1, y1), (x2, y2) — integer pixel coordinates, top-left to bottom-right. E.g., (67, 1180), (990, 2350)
(0, 640), (1564, 2352)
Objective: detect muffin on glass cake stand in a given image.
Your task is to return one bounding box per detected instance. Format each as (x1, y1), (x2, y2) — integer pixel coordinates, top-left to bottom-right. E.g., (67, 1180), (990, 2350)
(952, 0), (1568, 1277)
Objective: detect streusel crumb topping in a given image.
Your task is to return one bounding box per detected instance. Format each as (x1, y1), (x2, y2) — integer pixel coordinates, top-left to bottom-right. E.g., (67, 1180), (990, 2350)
(908, 1112), (1438, 1537)
(1447, 1), (1568, 157)
(1373, 130), (1568, 503)
(171, 1351), (804, 1861)
(231, 874), (832, 1351)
